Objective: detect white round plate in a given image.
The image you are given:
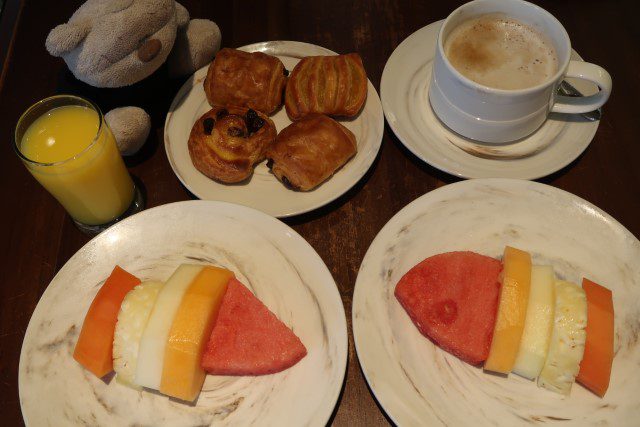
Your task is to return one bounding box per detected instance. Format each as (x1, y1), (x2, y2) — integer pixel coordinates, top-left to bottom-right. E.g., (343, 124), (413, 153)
(19, 201), (347, 426)
(165, 41), (384, 218)
(353, 179), (640, 426)
(380, 21), (600, 179)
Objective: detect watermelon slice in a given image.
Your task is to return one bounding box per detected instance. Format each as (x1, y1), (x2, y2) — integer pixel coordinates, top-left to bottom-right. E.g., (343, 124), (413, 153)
(394, 251), (502, 365)
(201, 279), (307, 375)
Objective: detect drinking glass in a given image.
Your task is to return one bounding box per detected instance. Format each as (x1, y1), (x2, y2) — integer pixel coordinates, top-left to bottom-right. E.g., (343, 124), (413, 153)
(14, 95), (144, 234)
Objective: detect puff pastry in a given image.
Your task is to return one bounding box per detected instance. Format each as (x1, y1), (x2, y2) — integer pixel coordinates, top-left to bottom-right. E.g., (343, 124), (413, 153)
(188, 106), (276, 183)
(266, 115), (357, 191)
(204, 48), (288, 115)
(285, 53), (367, 120)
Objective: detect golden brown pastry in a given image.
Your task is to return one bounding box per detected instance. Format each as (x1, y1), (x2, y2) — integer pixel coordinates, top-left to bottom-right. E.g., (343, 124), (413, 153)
(204, 48), (288, 115)
(285, 53), (367, 121)
(266, 115), (357, 191)
(188, 106), (276, 183)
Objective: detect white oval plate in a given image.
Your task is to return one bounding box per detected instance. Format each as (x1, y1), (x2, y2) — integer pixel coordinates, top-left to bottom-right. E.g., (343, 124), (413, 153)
(353, 179), (640, 426)
(19, 201), (347, 426)
(165, 41), (384, 218)
(381, 21), (600, 179)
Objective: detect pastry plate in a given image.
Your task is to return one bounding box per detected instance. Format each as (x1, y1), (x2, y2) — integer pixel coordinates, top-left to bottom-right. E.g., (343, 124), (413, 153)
(19, 201), (348, 426)
(381, 21), (600, 179)
(353, 179), (640, 426)
(165, 41), (384, 218)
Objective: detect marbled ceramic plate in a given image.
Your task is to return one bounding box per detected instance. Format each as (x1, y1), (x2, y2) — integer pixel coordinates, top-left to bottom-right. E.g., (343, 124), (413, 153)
(19, 201), (347, 426)
(353, 179), (640, 426)
(381, 21), (599, 179)
(165, 41), (384, 218)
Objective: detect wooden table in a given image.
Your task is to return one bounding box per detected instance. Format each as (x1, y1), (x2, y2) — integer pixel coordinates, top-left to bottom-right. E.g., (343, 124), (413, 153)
(1, 1), (638, 425)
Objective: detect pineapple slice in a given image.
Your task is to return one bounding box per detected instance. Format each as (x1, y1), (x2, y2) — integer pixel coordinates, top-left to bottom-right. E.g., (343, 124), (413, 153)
(113, 280), (163, 388)
(512, 266), (556, 380)
(538, 280), (587, 395)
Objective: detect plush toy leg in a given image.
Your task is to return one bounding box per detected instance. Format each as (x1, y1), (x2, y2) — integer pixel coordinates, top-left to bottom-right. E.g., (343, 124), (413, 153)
(168, 19), (222, 77)
(105, 107), (151, 156)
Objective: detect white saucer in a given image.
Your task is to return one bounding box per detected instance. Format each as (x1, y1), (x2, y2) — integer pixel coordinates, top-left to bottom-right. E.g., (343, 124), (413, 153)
(165, 41), (384, 218)
(380, 21), (600, 179)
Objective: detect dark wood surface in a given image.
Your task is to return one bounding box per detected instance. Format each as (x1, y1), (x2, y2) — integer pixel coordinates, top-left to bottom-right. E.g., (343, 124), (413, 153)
(1, 0), (638, 425)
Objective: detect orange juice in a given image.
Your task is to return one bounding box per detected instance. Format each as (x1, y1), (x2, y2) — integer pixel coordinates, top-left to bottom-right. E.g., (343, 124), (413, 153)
(18, 104), (134, 225)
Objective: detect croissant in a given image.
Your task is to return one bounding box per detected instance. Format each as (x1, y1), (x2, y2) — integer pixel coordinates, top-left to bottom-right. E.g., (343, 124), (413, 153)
(285, 53), (367, 121)
(188, 106), (276, 183)
(266, 115), (357, 191)
(204, 48), (287, 115)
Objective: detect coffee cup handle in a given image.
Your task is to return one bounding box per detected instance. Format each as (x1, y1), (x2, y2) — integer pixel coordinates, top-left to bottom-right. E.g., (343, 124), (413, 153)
(551, 61), (612, 114)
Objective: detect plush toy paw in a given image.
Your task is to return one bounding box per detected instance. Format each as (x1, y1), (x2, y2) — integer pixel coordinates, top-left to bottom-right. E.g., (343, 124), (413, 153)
(46, 21), (91, 57)
(168, 19), (221, 77)
(105, 107), (151, 156)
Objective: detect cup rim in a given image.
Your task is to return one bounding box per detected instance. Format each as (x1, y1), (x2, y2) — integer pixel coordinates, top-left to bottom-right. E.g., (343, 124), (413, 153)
(14, 94), (105, 167)
(437, 0), (572, 95)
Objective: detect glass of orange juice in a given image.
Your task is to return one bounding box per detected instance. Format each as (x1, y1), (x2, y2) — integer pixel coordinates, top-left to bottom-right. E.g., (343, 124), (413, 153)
(14, 95), (144, 234)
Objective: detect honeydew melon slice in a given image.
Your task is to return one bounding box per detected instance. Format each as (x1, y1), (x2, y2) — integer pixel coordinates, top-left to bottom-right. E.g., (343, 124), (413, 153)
(512, 266), (555, 380)
(135, 264), (204, 389)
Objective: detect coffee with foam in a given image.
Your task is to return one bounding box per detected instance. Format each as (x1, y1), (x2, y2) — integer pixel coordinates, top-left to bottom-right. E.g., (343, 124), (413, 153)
(444, 14), (558, 90)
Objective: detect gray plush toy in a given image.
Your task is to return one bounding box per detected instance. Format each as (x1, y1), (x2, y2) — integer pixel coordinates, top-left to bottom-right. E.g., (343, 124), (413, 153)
(46, 0), (222, 155)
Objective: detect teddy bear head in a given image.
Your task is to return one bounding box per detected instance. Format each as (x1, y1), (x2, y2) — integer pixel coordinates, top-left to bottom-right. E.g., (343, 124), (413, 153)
(46, 0), (190, 88)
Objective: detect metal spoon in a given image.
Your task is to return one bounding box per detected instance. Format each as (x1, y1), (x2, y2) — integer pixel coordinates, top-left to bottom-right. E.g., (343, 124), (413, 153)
(558, 80), (602, 121)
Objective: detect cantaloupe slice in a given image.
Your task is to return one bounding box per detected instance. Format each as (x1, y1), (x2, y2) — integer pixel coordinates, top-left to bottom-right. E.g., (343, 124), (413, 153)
(576, 278), (614, 397)
(484, 246), (532, 374)
(159, 266), (233, 401)
(538, 280), (587, 395)
(512, 265), (555, 380)
(135, 264), (203, 389)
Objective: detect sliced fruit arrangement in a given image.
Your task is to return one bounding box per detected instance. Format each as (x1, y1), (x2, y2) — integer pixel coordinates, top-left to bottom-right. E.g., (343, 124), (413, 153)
(395, 247), (615, 397)
(73, 264), (307, 403)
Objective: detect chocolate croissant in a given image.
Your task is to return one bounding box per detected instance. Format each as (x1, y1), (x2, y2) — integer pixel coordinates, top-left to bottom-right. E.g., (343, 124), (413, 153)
(285, 53), (367, 121)
(188, 106), (276, 183)
(266, 115), (357, 191)
(204, 48), (288, 115)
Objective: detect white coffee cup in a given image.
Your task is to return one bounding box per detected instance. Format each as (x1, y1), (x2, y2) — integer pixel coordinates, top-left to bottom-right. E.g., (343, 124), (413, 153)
(428, 0), (612, 143)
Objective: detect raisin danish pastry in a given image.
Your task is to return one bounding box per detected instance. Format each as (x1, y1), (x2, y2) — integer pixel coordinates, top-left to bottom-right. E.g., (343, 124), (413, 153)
(266, 115), (357, 191)
(188, 106), (276, 183)
(285, 53), (367, 120)
(204, 48), (288, 115)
